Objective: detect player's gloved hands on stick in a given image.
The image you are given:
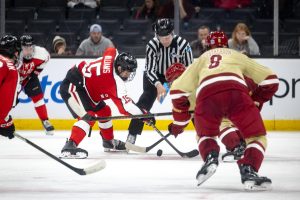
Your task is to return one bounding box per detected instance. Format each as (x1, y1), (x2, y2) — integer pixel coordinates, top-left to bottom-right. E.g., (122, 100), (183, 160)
(168, 123), (185, 138)
(0, 116), (15, 139)
(139, 108), (156, 126)
(81, 111), (98, 122)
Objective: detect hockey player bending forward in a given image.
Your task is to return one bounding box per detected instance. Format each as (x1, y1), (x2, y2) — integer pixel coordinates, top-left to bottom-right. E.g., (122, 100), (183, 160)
(18, 35), (54, 135)
(0, 35), (21, 140)
(59, 48), (151, 159)
(168, 31), (279, 190)
(166, 63), (246, 162)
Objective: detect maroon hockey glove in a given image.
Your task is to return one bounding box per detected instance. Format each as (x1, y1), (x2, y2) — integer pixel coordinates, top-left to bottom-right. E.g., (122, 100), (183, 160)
(168, 123), (186, 138)
(0, 116), (15, 139)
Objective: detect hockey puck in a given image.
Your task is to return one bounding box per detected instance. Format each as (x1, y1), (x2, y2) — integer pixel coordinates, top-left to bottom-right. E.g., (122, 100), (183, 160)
(157, 149), (163, 157)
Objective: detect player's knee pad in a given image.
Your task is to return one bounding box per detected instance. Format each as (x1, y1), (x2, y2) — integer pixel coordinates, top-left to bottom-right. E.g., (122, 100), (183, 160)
(74, 120), (91, 135)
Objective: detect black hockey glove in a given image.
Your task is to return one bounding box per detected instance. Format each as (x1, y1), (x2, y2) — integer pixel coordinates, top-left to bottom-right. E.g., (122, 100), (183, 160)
(0, 116), (15, 139)
(81, 111), (98, 122)
(139, 109), (156, 126)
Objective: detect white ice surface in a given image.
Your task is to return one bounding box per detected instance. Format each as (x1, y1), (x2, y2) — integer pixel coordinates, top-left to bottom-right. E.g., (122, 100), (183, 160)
(1, 130), (300, 200)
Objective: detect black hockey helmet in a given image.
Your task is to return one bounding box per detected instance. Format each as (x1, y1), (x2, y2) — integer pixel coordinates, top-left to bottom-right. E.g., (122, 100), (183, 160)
(20, 35), (34, 46)
(114, 52), (137, 81)
(153, 18), (174, 36)
(0, 35), (21, 59)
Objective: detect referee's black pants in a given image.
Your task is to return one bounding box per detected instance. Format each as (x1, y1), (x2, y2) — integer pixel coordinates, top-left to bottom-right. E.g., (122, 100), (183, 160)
(128, 72), (166, 135)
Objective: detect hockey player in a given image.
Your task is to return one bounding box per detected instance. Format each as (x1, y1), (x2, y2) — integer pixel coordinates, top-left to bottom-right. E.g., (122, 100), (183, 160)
(165, 62), (246, 162)
(18, 35), (54, 135)
(59, 47), (151, 158)
(0, 35), (21, 139)
(168, 31), (279, 190)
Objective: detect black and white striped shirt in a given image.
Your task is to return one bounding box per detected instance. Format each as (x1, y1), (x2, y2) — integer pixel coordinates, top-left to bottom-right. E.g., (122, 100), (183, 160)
(145, 35), (193, 86)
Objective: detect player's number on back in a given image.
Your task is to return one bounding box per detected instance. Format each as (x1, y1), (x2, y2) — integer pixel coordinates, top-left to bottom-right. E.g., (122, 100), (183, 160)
(82, 63), (101, 77)
(208, 55), (222, 69)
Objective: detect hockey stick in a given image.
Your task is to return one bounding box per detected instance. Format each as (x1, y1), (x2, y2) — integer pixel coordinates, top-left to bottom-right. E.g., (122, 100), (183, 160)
(151, 124), (199, 158)
(95, 111), (194, 121)
(125, 133), (172, 153)
(14, 132), (106, 175)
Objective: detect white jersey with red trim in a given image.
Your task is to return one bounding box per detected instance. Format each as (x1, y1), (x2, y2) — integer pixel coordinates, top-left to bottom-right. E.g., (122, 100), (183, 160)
(76, 47), (141, 116)
(0, 55), (19, 122)
(18, 46), (50, 87)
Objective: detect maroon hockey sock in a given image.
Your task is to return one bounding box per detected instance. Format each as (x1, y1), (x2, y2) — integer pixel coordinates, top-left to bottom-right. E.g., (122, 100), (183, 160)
(198, 137), (220, 161)
(70, 126), (86, 146)
(219, 128), (241, 151)
(237, 141), (265, 171)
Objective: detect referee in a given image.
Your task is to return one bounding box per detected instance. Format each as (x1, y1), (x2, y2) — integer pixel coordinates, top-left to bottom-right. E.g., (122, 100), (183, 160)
(127, 18), (193, 144)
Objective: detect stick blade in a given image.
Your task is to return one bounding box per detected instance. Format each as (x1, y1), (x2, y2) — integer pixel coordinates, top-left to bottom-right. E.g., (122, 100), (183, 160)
(185, 149), (199, 158)
(76, 160), (106, 175)
(125, 142), (146, 153)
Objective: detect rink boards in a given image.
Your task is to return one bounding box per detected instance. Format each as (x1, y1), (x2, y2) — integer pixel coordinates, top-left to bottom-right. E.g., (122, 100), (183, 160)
(12, 58), (300, 131)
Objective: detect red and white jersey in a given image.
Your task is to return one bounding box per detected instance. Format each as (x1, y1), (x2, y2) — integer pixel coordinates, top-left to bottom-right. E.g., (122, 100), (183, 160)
(18, 46), (50, 87)
(76, 47), (141, 116)
(0, 55), (19, 122)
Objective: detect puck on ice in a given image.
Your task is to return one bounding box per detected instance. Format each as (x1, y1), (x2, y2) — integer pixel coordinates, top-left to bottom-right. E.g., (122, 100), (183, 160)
(157, 149), (163, 157)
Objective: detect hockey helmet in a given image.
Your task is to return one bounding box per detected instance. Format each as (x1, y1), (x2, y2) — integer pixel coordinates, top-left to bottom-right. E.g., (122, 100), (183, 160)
(165, 63), (186, 83)
(153, 18), (174, 36)
(20, 35), (35, 60)
(0, 35), (21, 60)
(114, 52), (137, 81)
(20, 35), (34, 46)
(206, 31), (228, 48)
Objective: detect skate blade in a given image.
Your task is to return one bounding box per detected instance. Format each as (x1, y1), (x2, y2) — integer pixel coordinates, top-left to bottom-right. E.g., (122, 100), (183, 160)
(244, 181), (272, 191)
(222, 155), (235, 162)
(45, 130), (54, 136)
(196, 164), (218, 186)
(104, 148), (127, 153)
(59, 152), (88, 159)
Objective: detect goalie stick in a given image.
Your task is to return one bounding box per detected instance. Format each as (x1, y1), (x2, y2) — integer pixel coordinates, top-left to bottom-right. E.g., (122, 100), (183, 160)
(14, 132), (106, 175)
(126, 133), (172, 153)
(150, 125), (199, 158)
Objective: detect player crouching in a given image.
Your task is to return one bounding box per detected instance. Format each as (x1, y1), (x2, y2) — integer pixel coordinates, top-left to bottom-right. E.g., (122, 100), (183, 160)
(59, 48), (151, 159)
(168, 31), (279, 191)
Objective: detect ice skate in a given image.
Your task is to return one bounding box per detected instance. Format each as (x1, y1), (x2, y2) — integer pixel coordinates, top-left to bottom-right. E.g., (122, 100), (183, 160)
(60, 139), (88, 159)
(222, 141), (246, 162)
(42, 120), (54, 135)
(196, 151), (219, 186)
(103, 139), (126, 152)
(239, 164), (272, 191)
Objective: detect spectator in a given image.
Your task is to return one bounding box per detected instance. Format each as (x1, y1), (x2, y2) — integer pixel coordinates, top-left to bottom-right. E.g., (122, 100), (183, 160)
(67, 0), (101, 9)
(228, 23), (260, 56)
(134, 0), (160, 22)
(213, 0), (251, 9)
(76, 24), (114, 56)
(158, 0), (195, 23)
(190, 25), (210, 57)
(52, 36), (73, 56)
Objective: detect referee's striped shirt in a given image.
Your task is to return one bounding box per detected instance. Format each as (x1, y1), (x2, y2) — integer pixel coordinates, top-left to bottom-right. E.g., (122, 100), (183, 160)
(145, 35), (194, 86)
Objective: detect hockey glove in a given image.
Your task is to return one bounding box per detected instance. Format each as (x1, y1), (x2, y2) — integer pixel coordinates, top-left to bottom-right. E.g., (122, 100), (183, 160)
(168, 123), (186, 138)
(0, 116), (15, 139)
(139, 108), (156, 126)
(81, 111), (98, 122)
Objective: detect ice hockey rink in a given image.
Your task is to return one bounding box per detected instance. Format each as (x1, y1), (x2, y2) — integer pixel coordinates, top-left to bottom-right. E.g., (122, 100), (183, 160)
(1, 130), (300, 200)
